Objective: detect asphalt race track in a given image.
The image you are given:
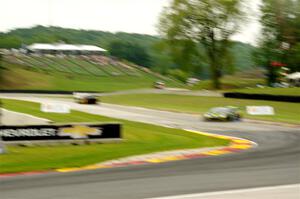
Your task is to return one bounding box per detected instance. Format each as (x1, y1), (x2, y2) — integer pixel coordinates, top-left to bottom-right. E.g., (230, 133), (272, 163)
(0, 95), (300, 199)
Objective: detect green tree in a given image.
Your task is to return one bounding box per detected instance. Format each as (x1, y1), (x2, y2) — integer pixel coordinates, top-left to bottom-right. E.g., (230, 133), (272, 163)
(109, 41), (151, 67)
(0, 35), (22, 48)
(258, 0), (300, 85)
(164, 39), (203, 76)
(151, 41), (175, 75)
(159, 0), (245, 89)
(288, 43), (300, 72)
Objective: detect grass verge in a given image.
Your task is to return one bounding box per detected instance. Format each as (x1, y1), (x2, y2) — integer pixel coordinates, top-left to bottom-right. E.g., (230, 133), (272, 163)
(102, 94), (300, 124)
(191, 76), (264, 90)
(0, 99), (228, 173)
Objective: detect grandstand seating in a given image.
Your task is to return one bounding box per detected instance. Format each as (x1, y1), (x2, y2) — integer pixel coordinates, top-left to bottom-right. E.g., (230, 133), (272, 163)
(16, 55), (50, 72)
(83, 56), (124, 76)
(4, 53), (161, 79)
(46, 56), (91, 75)
(34, 55), (67, 72)
(66, 57), (107, 76)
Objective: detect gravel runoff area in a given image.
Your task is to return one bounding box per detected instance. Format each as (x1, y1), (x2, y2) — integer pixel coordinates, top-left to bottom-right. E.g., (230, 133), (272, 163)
(0, 108), (50, 125)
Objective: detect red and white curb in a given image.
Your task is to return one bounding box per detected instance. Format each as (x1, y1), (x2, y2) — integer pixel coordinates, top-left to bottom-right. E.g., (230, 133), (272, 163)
(56, 129), (257, 173)
(0, 171), (51, 179)
(0, 129), (257, 178)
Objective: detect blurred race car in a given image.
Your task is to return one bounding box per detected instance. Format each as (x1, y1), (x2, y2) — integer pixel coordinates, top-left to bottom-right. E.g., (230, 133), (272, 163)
(73, 92), (98, 104)
(153, 81), (165, 89)
(203, 106), (241, 121)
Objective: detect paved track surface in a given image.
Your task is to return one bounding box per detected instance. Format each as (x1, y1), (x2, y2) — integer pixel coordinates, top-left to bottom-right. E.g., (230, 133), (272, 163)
(0, 108), (50, 125)
(0, 95), (299, 199)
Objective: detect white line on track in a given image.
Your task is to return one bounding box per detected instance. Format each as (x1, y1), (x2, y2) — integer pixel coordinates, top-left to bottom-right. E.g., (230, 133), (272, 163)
(146, 184), (300, 199)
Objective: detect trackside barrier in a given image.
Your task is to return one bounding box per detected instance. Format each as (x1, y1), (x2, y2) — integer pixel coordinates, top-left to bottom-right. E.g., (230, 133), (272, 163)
(0, 123), (122, 147)
(0, 90), (100, 94)
(224, 92), (300, 103)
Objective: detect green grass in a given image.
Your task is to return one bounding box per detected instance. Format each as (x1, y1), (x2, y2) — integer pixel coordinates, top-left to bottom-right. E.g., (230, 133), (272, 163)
(102, 94), (300, 124)
(191, 76), (264, 90)
(191, 70), (265, 90)
(0, 62), (182, 92)
(230, 87), (300, 96)
(0, 99), (228, 173)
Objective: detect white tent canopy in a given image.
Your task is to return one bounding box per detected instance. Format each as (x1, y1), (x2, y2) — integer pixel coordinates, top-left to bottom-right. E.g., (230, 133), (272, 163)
(27, 43), (107, 52)
(286, 72), (300, 80)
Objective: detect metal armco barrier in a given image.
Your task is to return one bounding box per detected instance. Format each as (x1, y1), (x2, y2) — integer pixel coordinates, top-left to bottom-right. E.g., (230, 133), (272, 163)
(0, 123), (121, 145)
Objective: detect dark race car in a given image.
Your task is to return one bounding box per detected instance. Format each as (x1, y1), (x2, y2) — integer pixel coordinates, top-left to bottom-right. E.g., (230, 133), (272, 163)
(73, 93), (98, 104)
(203, 106), (241, 121)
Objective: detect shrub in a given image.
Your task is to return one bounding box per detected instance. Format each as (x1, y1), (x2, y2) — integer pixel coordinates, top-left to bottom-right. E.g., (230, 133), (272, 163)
(167, 69), (188, 83)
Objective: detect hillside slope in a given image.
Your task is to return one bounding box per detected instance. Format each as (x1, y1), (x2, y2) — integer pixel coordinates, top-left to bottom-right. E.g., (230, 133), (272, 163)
(0, 54), (182, 92)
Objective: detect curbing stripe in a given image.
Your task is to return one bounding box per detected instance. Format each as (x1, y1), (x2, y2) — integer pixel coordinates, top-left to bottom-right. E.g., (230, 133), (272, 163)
(201, 150), (230, 156)
(0, 171), (51, 178)
(56, 168), (84, 173)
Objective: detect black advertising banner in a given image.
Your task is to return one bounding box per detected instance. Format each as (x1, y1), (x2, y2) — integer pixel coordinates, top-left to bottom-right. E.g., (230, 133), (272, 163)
(0, 123), (121, 142)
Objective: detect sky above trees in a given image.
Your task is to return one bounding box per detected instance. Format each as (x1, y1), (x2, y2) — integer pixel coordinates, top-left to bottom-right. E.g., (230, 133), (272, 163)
(0, 0), (261, 45)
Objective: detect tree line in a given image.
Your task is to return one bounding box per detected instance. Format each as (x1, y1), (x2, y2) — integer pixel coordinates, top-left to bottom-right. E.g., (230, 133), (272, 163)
(255, 0), (300, 85)
(159, 0), (300, 88)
